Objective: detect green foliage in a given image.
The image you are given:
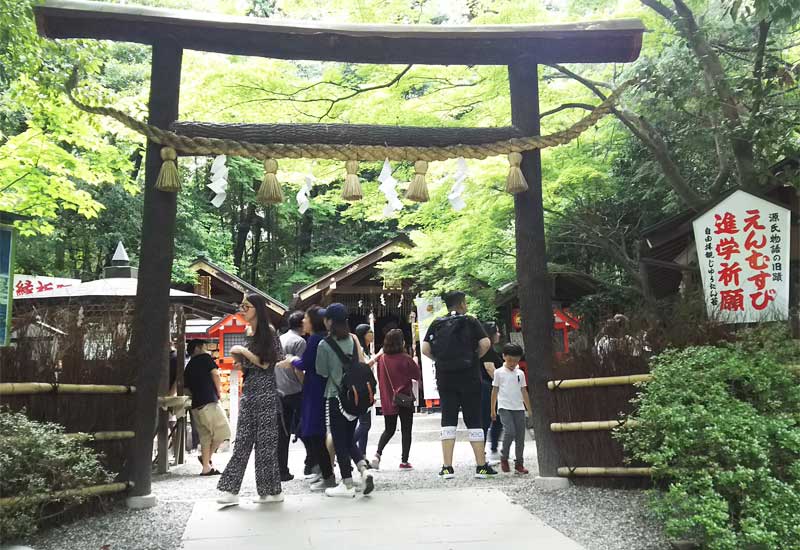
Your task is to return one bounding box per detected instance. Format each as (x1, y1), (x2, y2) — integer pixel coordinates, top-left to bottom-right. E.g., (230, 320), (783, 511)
(0, 409), (113, 542)
(616, 328), (800, 549)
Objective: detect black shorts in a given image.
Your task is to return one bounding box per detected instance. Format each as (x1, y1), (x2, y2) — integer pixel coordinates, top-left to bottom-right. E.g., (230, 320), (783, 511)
(438, 383), (481, 429)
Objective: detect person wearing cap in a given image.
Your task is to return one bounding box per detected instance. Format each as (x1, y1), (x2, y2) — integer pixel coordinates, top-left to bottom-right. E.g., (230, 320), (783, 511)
(184, 339), (231, 476)
(315, 303), (375, 498)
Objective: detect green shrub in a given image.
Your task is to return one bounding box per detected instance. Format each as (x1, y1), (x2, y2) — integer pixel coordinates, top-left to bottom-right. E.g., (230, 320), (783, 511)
(616, 327), (800, 550)
(0, 409), (113, 542)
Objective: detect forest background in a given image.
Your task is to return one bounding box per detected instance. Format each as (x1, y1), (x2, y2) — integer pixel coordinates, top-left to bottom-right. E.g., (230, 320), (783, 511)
(2, 0), (798, 320)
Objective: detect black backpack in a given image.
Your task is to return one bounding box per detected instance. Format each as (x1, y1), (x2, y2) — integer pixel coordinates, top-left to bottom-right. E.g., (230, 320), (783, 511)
(325, 336), (377, 416)
(430, 314), (476, 372)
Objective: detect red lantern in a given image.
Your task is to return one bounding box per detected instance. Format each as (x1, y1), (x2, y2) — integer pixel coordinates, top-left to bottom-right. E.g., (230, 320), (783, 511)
(511, 308), (522, 331)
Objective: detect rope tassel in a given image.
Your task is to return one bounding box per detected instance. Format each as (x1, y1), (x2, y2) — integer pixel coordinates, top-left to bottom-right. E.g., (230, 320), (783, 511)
(155, 147), (181, 192)
(405, 160), (429, 202)
(506, 152), (528, 193)
(342, 160), (363, 201)
(257, 159), (284, 205)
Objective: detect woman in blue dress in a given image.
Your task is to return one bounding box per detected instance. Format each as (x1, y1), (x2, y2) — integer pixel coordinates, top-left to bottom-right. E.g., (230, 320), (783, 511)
(292, 305), (336, 490)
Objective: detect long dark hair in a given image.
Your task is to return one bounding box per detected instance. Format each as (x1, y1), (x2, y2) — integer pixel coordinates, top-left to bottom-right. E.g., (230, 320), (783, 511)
(246, 293), (279, 365)
(306, 305), (327, 334)
(354, 324), (371, 350)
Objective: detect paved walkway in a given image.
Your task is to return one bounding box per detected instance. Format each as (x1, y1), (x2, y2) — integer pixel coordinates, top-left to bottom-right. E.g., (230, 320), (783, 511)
(181, 487), (584, 550)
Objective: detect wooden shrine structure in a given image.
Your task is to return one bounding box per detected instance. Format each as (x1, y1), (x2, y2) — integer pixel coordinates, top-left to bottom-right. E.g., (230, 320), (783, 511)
(34, 0), (644, 504)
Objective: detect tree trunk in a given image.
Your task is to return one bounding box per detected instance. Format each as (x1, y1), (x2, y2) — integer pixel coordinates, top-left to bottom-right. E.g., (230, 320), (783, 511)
(508, 61), (561, 478)
(127, 41), (183, 500)
(233, 203), (256, 271)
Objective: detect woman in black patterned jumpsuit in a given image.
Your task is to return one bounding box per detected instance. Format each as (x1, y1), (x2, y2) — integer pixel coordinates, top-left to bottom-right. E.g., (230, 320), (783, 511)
(217, 293), (297, 505)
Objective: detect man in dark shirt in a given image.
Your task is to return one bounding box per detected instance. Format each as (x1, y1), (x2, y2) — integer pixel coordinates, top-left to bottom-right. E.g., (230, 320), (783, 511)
(184, 339), (231, 476)
(422, 291), (497, 480)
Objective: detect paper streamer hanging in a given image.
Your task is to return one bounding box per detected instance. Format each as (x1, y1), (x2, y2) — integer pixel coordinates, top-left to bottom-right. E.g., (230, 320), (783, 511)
(296, 175), (314, 214)
(447, 157), (468, 211)
(377, 159), (403, 217)
(208, 155), (228, 208)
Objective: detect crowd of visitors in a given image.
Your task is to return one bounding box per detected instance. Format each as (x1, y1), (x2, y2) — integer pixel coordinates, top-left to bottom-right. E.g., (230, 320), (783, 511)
(178, 289), (530, 507)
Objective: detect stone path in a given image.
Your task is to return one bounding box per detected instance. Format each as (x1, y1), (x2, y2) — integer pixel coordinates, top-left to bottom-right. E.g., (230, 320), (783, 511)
(181, 487), (584, 550)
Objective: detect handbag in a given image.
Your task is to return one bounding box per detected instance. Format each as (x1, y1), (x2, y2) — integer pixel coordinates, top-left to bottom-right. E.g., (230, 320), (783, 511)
(382, 356), (415, 409)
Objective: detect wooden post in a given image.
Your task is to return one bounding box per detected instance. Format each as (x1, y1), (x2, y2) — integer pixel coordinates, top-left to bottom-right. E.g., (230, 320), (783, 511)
(173, 305), (186, 465)
(508, 61), (562, 479)
(127, 40), (183, 506)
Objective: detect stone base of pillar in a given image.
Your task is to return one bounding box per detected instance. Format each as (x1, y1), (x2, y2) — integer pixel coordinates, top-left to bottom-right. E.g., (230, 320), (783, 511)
(126, 494), (157, 509)
(534, 476), (570, 490)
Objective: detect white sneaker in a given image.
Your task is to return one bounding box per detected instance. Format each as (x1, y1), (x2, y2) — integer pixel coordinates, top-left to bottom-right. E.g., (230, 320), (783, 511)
(370, 455), (381, 470)
(252, 493), (284, 504)
(325, 482), (356, 498)
(487, 450), (501, 462)
(310, 476), (337, 492)
(216, 492), (239, 506)
(361, 470), (375, 495)
(306, 473), (322, 484)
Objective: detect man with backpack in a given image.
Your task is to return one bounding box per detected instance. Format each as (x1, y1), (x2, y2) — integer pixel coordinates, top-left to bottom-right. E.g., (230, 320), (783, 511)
(422, 291), (498, 479)
(315, 303), (377, 498)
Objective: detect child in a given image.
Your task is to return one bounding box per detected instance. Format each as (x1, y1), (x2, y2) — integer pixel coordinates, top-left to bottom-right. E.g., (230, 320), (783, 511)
(490, 343), (531, 474)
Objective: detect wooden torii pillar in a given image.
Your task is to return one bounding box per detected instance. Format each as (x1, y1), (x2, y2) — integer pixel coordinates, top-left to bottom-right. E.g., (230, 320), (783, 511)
(34, 0), (643, 506)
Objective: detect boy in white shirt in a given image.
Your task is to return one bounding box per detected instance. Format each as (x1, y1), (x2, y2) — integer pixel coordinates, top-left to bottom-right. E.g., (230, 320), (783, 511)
(490, 343), (531, 474)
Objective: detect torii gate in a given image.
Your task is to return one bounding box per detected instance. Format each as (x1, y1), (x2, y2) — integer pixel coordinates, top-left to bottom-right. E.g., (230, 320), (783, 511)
(35, 0), (643, 507)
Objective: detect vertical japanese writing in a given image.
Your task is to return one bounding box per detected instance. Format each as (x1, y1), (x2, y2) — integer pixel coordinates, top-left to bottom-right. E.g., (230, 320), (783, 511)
(714, 211), (743, 312)
(743, 209), (775, 311)
(769, 212), (782, 285)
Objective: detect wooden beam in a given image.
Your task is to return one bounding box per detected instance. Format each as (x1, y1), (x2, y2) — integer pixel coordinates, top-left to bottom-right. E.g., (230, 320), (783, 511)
(547, 374), (653, 390)
(509, 61), (561, 478)
(35, 1), (644, 65)
(171, 122), (525, 148)
(127, 40), (183, 502)
(557, 467), (652, 477)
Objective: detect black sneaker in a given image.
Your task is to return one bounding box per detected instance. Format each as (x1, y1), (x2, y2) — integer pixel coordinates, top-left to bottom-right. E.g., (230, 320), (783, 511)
(280, 473), (294, 482)
(438, 465), (455, 479)
(475, 464), (499, 479)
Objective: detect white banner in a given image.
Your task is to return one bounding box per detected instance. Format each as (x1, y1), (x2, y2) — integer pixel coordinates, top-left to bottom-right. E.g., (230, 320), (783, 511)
(692, 190), (790, 323)
(13, 275), (79, 297)
(414, 295), (443, 401)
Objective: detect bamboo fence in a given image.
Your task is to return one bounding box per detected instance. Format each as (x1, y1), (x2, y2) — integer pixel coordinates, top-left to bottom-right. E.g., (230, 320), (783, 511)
(0, 483), (130, 508)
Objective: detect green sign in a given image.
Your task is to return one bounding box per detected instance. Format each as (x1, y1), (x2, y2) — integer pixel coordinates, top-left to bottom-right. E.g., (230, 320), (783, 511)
(0, 224), (15, 347)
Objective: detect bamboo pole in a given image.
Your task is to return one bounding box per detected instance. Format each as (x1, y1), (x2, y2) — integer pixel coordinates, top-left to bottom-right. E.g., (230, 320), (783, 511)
(0, 482), (130, 508)
(0, 383), (136, 395)
(550, 420), (640, 432)
(557, 467), (652, 477)
(547, 373), (652, 390)
(66, 431), (136, 441)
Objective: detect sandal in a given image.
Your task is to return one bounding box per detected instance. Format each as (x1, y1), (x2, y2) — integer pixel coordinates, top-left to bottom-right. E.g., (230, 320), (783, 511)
(200, 468), (221, 476)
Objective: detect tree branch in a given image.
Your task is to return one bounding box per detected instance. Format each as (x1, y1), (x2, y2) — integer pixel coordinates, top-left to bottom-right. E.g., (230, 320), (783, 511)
(547, 64), (705, 208)
(664, 0), (757, 189)
(750, 19), (772, 125)
(639, 0), (677, 20)
(223, 64), (414, 122)
(540, 102), (597, 119)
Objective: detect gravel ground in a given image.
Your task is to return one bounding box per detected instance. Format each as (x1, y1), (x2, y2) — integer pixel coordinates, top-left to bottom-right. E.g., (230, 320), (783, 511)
(24, 412), (669, 550)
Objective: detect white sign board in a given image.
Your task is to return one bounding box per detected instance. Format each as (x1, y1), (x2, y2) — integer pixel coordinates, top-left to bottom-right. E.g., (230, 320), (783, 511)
(692, 190), (790, 323)
(414, 295), (443, 401)
(13, 275), (79, 298)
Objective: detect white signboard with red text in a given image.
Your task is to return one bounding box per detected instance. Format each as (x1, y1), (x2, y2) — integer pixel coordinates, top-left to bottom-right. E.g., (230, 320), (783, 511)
(692, 190), (790, 323)
(13, 275), (80, 298)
